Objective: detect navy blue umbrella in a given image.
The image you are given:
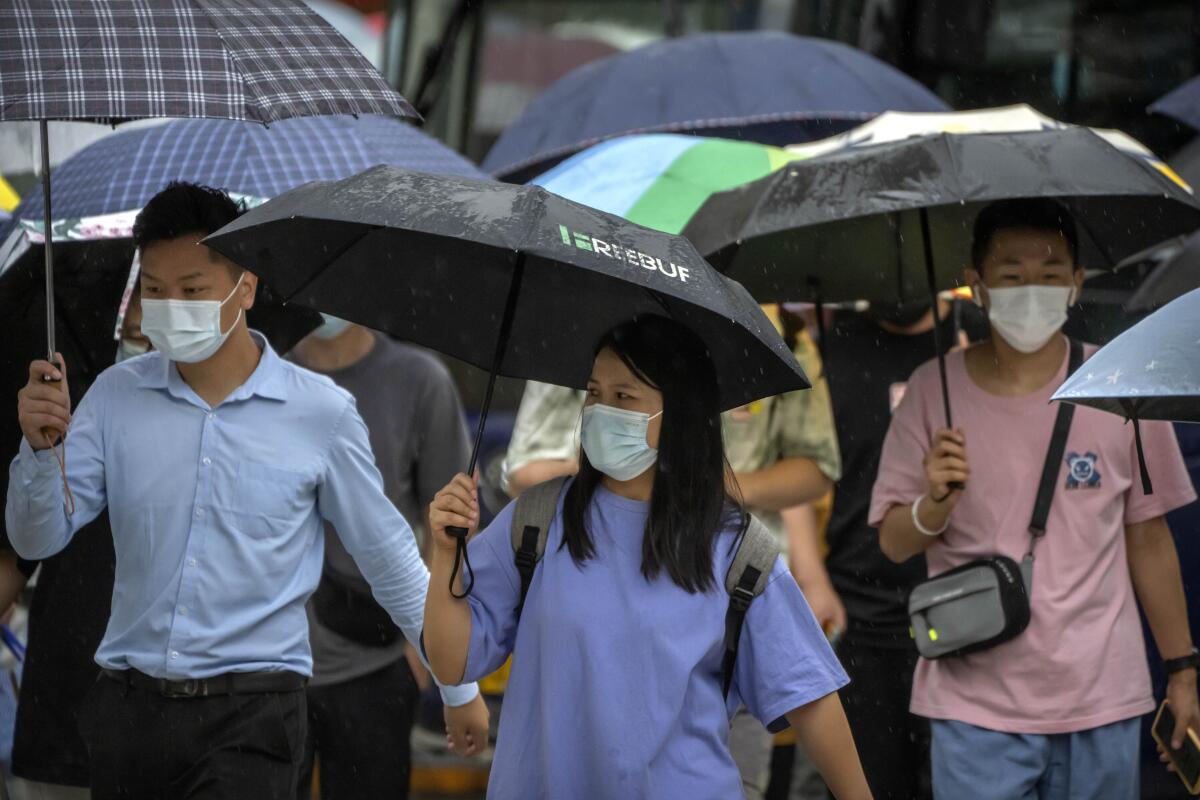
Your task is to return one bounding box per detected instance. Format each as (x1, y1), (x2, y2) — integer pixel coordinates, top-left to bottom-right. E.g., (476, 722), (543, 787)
(481, 31), (949, 182)
(1151, 76), (1200, 132)
(7, 114), (486, 225)
(1, 114), (487, 375)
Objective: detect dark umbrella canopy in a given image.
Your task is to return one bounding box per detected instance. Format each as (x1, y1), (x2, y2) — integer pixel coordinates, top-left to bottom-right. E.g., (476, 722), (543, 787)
(0, 0), (417, 123)
(1124, 233), (1200, 312)
(481, 31), (949, 182)
(204, 164), (809, 412)
(1053, 288), (1200, 423)
(1150, 75), (1200, 132)
(684, 127), (1200, 303)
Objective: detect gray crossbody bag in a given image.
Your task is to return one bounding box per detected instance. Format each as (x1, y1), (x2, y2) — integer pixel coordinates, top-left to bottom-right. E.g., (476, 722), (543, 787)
(908, 338), (1082, 659)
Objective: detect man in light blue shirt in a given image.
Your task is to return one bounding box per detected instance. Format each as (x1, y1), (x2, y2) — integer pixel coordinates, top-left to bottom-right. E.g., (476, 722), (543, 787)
(6, 182), (488, 799)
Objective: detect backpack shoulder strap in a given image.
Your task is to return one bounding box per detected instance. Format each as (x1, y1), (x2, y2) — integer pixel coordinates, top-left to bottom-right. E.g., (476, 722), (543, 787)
(721, 515), (780, 698)
(511, 476), (568, 615)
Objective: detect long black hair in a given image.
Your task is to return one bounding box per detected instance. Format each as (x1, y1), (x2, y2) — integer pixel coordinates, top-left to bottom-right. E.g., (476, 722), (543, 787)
(561, 315), (742, 593)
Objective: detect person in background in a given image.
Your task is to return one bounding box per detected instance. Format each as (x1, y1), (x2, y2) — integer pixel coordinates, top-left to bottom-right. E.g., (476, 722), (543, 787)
(0, 280), (155, 799)
(5, 181), (487, 799)
(426, 315), (870, 800)
(289, 315), (472, 800)
(501, 309), (841, 800)
(818, 296), (979, 800)
(872, 199), (1199, 799)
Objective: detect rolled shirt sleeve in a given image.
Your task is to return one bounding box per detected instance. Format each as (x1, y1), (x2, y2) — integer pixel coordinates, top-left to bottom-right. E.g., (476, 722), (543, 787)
(317, 397), (478, 707)
(5, 373), (110, 560)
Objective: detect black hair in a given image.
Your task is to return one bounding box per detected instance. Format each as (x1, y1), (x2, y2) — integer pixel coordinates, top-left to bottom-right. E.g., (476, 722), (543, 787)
(561, 315), (743, 594)
(132, 181), (243, 265)
(970, 198), (1080, 270)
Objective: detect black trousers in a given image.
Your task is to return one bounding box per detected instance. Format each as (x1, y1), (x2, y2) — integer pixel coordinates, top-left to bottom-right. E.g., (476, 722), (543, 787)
(297, 657), (420, 800)
(836, 637), (932, 800)
(78, 675), (306, 800)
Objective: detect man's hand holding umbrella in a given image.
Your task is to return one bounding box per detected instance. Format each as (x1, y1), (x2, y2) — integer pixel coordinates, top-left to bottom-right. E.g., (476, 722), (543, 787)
(17, 354), (70, 451)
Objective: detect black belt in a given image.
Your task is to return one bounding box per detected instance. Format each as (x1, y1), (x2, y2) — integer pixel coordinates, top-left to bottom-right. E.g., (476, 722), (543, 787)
(102, 668), (306, 698)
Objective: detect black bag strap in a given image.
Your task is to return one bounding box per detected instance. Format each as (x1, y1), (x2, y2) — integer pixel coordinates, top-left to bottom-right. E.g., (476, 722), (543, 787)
(510, 477), (568, 618)
(721, 515), (779, 698)
(1029, 339), (1084, 538)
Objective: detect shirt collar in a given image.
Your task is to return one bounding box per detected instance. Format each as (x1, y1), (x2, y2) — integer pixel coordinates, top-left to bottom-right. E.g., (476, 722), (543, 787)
(138, 330), (288, 405)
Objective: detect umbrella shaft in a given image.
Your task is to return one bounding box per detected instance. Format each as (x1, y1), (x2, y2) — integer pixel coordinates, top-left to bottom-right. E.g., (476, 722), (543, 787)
(466, 253), (527, 476)
(40, 119), (55, 361)
(919, 208), (954, 430)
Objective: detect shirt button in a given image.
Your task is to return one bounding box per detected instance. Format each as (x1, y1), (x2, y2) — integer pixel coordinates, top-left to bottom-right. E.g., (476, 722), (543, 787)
(170, 651), (179, 660)
(187, 558), (197, 567)
(179, 606), (188, 616)
(207, 412), (215, 420)
(201, 457), (211, 466)
(195, 508), (204, 518)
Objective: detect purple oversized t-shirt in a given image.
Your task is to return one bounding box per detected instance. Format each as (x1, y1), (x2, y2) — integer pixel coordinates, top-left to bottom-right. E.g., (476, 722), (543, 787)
(870, 341), (1196, 734)
(462, 484), (847, 799)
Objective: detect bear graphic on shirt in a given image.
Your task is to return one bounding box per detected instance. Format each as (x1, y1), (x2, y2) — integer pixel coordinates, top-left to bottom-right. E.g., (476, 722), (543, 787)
(1065, 451), (1101, 489)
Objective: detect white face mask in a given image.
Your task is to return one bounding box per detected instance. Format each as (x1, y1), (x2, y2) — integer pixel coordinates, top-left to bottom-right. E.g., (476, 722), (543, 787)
(141, 272), (245, 363)
(115, 338), (151, 364)
(312, 313), (352, 341)
(580, 404), (662, 482)
(982, 284), (1074, 354)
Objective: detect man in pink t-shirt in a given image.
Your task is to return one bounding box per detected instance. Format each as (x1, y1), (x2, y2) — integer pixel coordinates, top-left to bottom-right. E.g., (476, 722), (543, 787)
(870, 199), (1200, 799)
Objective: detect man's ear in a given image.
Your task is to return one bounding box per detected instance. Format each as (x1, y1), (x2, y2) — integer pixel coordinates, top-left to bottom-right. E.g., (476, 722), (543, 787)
(240, 270), (258, 311)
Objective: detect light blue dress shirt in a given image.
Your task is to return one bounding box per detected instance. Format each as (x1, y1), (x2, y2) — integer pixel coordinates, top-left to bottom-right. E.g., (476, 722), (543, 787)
(5, 333), (477, 706)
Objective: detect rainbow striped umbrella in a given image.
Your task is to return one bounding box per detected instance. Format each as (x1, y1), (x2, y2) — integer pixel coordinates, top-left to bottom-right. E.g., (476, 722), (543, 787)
(533, 133), (808, 235)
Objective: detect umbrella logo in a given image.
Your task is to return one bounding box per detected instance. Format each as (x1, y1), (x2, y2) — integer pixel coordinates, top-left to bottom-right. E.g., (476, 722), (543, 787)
(1065, 452), (1101, 489)
(558, 225), (692, 284)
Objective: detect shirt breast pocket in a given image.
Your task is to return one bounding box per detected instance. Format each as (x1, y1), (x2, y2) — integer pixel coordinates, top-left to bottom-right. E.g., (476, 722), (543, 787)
(232, 460), (314, 537)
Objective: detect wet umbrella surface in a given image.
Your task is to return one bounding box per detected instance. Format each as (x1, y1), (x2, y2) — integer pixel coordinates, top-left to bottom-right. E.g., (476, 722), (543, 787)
(205, 164), (809, 594)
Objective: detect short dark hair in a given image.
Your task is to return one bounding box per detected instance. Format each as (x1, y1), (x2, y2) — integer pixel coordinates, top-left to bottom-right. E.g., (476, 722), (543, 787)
(132, 181), (242, 254)
(970, 199), (1080, 269)
(561, 315), (742, 594)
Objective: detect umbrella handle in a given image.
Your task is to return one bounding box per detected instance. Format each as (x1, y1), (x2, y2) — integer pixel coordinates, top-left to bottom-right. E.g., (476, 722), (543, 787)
(445, 526), (475, 598)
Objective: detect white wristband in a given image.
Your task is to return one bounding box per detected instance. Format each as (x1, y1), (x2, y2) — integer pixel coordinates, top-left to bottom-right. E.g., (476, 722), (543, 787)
(911, 495), (949, 537)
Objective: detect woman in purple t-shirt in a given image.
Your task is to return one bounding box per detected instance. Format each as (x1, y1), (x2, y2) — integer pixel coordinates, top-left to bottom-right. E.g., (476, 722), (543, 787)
(424, 316), (869, 799)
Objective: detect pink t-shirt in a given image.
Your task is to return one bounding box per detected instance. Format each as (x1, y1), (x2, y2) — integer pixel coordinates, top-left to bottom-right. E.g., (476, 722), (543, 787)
(869, 342), (1196, 734)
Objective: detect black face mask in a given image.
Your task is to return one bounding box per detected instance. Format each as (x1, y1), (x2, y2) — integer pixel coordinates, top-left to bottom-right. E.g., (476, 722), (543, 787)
(869, 299), (931, 328)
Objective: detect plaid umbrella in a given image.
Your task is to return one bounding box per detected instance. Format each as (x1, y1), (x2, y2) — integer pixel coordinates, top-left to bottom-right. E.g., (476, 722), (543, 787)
(0, 0), (417, 369)
(0, 0), (415, 123)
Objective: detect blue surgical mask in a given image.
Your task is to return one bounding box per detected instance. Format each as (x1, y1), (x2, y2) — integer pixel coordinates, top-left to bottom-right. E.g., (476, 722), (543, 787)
(580, 404), (662, 481)
(313, 313), (352, 340)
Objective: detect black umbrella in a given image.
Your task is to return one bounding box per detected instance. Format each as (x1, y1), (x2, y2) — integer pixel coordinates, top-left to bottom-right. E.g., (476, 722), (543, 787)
(205, 165), (809, 594)
(0, 0), (416, 383)
(1123, 233), (1200, 312)
(683, 127), (1200, 432)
